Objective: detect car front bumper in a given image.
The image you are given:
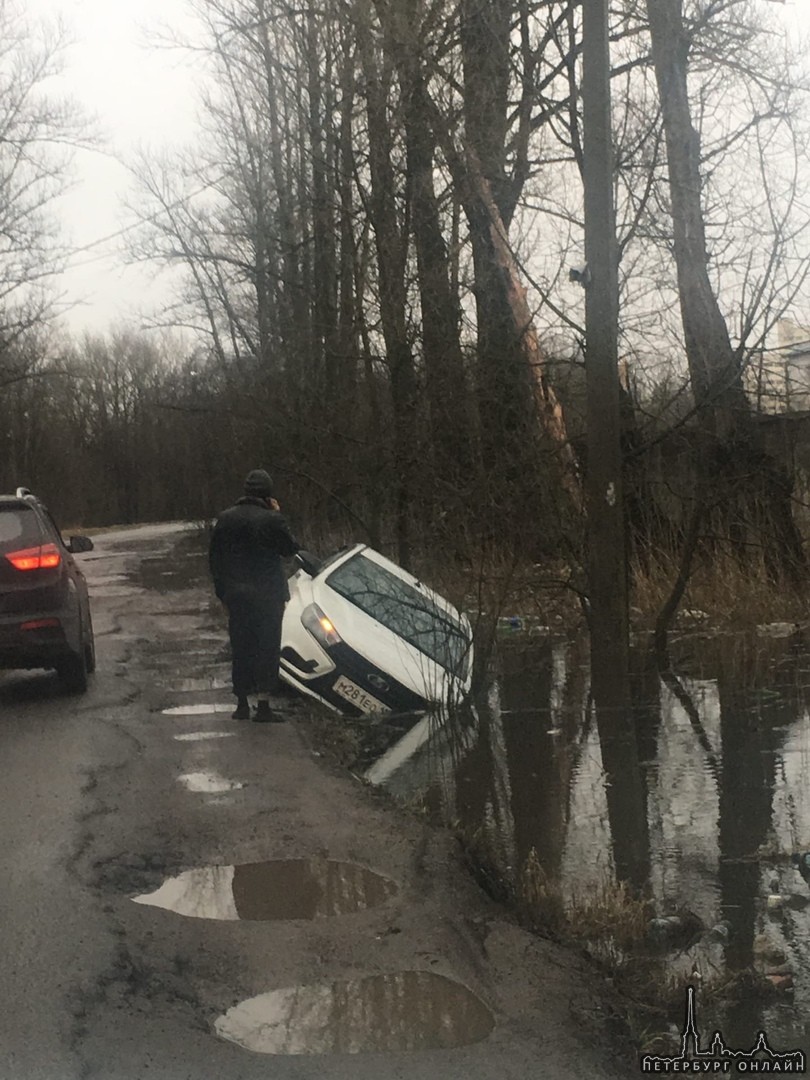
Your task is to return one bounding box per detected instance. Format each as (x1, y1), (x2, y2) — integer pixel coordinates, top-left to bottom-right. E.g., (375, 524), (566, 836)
(280, 639), (430, 716)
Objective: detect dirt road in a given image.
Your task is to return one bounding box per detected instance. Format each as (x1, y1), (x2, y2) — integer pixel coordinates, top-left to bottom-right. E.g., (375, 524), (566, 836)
(0, 523), (629, 1080)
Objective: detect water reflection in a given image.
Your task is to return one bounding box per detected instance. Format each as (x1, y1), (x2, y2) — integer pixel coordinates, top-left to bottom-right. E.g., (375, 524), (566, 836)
(177, 771), (244, 793)
(361, 631), (810, 1049)
(215, 971), (494, 1054)
(132, 859), (397, 920)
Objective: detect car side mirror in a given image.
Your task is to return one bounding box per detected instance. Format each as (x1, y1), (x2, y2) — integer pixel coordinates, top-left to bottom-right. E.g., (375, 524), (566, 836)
(295, 549), (322, 577)
(68, 535), (94, 554)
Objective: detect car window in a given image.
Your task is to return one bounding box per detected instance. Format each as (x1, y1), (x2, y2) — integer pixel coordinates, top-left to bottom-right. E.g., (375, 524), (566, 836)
(42, 508), (66, 548)
(0, 506), (43, 551)
(325, 553), (470, 676)
(316, 546), (354, 574)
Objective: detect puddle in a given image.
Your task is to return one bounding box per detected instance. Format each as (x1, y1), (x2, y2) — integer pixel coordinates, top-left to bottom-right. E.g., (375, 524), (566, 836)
(152, 649), (229, 665)
(178, 771), (244, 793)
(173, 731), (236, 742)
(89, 585), (138, 597)
(162, 703), (234, 715)
(173, 677), (230, 692)
(214, 970), (494, 1054)
(132, 545), (205, 592)
(132, 859), (397, 920)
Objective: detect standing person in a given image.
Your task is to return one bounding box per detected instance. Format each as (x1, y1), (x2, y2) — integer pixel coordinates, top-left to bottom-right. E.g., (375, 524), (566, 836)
(209, 469), (298, 721)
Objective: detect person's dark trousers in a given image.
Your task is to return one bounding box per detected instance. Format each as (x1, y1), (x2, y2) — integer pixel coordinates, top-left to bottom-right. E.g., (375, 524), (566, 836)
(225, 590), (285, 698)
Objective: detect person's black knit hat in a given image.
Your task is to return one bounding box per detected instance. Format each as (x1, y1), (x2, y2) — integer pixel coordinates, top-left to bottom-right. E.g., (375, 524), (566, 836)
(244, 469), (274, 498)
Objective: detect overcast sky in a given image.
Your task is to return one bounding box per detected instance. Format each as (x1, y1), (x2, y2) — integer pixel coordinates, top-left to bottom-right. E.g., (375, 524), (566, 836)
(21, 0), (810, 337)
(25, 0), (202, 335)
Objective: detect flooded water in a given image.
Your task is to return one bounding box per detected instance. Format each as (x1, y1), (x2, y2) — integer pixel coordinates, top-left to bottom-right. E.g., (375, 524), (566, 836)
(133, 859), (397, 920)
(359, 628), (810, 1053)
(214, 970), (494, 1054)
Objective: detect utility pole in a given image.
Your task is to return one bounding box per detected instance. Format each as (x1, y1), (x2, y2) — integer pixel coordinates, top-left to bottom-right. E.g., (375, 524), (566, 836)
(581, 0), (629, 713)
(582, 0), (648, 889)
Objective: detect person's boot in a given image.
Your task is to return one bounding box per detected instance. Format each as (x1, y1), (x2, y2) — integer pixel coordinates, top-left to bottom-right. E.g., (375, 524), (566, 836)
(253, 698), (274, 723)
(232, 696), (250, 720)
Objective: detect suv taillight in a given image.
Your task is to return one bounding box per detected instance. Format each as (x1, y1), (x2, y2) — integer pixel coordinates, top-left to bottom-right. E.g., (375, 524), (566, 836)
(5, 543), (62, 571)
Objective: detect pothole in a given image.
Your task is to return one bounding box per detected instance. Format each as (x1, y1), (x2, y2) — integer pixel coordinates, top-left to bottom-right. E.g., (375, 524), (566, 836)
(172, 677), (230, 692)
(177, 771), (244, 793)
(173, 731), (236, 742)
(132, 859), (397, 920)
(214, 971), (494, 1054)
(162, 703), (234, 715)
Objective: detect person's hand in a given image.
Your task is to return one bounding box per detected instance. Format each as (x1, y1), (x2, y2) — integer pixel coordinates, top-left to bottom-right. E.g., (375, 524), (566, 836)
(268, 497), (280, 511)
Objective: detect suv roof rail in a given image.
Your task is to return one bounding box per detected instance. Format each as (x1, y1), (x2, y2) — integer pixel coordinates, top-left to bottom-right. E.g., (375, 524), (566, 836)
(15, 487), (34, 499)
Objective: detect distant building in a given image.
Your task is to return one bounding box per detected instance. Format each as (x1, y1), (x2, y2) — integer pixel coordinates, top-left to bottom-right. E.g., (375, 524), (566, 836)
(749, 318), (810, 413)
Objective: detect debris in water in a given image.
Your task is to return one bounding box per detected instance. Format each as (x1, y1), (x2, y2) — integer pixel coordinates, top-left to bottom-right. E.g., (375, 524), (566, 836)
(791, 852), (810, 887)
(763, 972), (794, 994)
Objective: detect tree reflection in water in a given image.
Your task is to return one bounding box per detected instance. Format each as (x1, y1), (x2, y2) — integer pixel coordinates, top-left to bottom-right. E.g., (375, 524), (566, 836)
(362, 628), (810, 1047)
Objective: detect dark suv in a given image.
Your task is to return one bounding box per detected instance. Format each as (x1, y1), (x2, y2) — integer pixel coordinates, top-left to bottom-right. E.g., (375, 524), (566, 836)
(0, 488), (95, 692)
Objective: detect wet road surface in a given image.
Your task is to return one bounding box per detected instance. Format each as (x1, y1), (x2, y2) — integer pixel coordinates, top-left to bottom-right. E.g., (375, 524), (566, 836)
(0, 523), (626, 1080)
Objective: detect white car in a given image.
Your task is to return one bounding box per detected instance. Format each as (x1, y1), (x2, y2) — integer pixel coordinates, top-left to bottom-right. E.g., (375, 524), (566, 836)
(280, 544), (473, 716)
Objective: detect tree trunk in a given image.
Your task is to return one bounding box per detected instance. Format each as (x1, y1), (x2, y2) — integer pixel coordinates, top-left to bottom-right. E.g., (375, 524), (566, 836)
(646, 0), (805, 584)
(389, 13), (476, 498)
(356, 4), (417, 567)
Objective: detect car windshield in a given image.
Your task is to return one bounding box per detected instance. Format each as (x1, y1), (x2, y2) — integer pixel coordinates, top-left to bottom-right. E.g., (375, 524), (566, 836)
(0, 506), (42, 552)
(325, 553), (470, 676)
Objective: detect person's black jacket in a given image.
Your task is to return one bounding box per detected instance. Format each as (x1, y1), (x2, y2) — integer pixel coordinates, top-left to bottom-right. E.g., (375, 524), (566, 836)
(208, 497), (298, 603)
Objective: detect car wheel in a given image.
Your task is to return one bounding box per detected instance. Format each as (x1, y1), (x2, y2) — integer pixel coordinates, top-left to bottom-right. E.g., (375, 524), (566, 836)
(57, 649), (88, 694)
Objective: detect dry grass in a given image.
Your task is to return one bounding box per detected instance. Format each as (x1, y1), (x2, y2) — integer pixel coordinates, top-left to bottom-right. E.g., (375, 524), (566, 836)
(417, 553), (585, 640)
(519, 849), (652, 952)
(420, 542), (808, 645)
(632, 549), (809, 629)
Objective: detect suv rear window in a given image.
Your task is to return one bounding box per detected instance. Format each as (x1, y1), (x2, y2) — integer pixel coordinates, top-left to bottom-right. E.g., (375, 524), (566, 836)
(0, 506), (44, 552)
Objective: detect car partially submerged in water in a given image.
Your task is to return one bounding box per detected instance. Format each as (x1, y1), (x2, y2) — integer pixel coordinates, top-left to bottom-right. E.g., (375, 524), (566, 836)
(280, 544), (473, 716)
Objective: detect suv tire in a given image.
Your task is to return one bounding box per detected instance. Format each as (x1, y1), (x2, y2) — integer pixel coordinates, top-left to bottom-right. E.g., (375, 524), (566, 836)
(57, 648), (89, 694)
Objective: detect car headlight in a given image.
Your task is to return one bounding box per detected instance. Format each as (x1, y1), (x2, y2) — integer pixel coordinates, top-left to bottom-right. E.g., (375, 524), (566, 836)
(301, 603), (341, 648)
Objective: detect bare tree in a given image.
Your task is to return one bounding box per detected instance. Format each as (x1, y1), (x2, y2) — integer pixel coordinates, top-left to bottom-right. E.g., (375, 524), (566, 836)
(645, 0), (806, 583)
(0, 1), (86, 387)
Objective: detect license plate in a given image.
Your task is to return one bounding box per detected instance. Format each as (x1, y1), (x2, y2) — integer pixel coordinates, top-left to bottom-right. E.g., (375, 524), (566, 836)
(332, 675), (390, 714)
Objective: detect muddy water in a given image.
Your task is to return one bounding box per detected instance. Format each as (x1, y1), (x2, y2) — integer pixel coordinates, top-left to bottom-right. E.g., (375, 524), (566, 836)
(133, 859), (397, 920)
(362, 629), (810, 1052)
(215, 971), (494, 1054)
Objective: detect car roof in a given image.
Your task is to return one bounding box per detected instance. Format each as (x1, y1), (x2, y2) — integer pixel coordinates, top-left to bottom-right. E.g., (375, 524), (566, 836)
(0, 495), (40, 508)
(0, 494), (52, 525)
